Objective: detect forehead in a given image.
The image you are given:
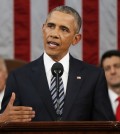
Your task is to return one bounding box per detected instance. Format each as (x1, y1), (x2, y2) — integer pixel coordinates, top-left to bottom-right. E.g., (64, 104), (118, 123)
(103, 56), (120, 66)
(47, 11), (75, 25)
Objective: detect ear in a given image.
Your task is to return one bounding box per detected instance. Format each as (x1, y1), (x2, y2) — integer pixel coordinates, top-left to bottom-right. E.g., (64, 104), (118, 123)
(4, 71), (8, 79)
(42, 24), (45, 30)
(72, 34), (82, 46)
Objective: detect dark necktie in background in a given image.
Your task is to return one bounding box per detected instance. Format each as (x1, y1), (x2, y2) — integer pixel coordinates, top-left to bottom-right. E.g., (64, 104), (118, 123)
(116, 97), (120, 121)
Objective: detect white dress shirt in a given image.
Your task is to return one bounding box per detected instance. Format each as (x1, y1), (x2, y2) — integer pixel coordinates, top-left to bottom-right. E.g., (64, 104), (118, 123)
(0, 89), (5, 110)
(43, 52), (69, 94)
(108, 88), (119, 114)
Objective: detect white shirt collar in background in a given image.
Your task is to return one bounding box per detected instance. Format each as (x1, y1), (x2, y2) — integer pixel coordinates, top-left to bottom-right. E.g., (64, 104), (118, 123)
(108, 88), (119, 114)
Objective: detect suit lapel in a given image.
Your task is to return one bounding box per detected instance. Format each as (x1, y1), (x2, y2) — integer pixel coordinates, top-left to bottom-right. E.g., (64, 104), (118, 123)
(29, 55), (86, 120)
(29, 55), (57, 120)
(62, 56), (85, 119)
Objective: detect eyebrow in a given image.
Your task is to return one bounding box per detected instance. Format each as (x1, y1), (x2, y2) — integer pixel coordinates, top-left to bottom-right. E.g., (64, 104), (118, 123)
(47, 22), (55, 25)
(47, 22), (70, 31)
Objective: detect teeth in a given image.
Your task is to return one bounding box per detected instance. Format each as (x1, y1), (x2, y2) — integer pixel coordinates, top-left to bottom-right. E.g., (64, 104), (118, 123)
(49, 43), (56, 46)
(48, 42), (58, 46)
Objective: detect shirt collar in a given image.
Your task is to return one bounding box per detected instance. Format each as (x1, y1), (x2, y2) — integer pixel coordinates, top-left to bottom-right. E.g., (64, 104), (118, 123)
(43, 52), (69, 74)
(0, 89), (5, 101)
(108, 88), (119, 103)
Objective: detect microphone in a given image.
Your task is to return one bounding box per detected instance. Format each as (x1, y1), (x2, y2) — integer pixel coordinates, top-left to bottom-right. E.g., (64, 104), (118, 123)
(51, 62), (64, 77)
(51, 62), (64, 120)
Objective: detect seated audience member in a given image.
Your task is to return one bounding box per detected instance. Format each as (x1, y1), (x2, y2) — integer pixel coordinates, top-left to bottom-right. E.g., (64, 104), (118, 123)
(100, 50), (120, 121)
(0, 57), (8, 110)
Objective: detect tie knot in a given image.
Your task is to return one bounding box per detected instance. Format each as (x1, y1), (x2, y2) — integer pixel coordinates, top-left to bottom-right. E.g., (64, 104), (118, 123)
(116, 96), (120, 102)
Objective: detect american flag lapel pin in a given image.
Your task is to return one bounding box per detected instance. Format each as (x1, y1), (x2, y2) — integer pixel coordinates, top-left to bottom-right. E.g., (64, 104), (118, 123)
(77, 76), (81, 79)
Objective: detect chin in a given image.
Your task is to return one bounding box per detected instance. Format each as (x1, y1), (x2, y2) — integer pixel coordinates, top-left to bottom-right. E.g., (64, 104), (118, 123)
(111, 83), (120, 88)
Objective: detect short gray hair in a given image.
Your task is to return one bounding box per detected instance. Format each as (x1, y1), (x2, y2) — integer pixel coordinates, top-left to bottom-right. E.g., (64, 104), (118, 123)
(48, 5), (82, 33)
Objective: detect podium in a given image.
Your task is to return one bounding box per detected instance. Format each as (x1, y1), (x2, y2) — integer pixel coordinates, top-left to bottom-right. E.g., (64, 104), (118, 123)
(0, 121), (120, 134)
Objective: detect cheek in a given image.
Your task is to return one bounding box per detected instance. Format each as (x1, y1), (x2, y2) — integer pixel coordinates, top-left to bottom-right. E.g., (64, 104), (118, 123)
(42, 29), (47, 39)
(43, 28), (51, 37)
(0, 73), (3, 78)
(0, 72), (6, 80)
(117, 70), (120, 75)
(0, 77), (6, 86)
(62, 35), (73, 44)
(0, 77), (6, 91)
(105, 73), (110, 80)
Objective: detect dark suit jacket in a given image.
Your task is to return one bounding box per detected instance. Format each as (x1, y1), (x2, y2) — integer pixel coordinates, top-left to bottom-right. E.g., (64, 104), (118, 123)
(1, 54), (115, 121)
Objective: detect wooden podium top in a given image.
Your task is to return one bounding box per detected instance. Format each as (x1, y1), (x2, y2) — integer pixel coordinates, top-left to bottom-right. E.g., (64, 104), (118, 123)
(0, 121), (120, 134)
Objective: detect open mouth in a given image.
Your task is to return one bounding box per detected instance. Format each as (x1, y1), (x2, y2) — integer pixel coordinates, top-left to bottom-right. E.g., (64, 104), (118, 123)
(48, 41), (59, 47)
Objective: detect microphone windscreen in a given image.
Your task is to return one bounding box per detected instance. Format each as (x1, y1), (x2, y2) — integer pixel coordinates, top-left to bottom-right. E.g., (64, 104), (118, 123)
(51, 62), (64, 77)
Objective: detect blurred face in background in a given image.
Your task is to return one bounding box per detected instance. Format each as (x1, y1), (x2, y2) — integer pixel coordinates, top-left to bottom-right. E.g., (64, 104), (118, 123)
(102, 56), (120, 89)
(0, 59), (8, 92)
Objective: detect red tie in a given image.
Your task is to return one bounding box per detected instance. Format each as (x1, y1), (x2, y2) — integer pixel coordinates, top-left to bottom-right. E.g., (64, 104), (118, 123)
(116, 97), (120, 121)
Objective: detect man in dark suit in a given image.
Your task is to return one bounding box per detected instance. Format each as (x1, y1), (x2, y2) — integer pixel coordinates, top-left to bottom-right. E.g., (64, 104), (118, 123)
(0, 5), (115, 122)
(100, 50), (120, 120)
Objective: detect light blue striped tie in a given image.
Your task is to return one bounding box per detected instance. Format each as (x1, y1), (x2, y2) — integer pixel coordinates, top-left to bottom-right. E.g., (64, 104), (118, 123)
(50, 76), (64, 116)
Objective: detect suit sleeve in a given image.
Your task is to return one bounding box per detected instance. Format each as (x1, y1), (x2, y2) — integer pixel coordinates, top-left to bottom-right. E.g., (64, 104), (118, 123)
(92, 68), (115, 120)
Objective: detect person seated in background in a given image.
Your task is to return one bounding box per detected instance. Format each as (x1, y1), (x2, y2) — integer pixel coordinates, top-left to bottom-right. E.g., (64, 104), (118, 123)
(100, 50), (120, 121)
(0, 57), (8, 110)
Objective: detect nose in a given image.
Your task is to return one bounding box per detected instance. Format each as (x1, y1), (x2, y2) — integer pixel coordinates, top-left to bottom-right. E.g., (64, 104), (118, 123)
(110, 67), (116, 74)
(50, 28), (59, 39)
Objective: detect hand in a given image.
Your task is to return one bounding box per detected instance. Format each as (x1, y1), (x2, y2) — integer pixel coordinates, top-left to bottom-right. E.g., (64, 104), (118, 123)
(0, 92), (35, 122)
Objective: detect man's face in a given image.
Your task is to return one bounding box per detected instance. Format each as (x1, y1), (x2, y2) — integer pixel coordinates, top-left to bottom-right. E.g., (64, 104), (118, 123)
(102, 56), (120, 88)
(0, 61), (7, 92)
(42, 11), (81, 61)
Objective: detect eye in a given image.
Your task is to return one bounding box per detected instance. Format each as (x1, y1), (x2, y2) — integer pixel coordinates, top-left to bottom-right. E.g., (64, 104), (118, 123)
(47, 23), (55, 29)
(61, 26), (69, 33)
(114, 64), (120, 69)
(104, 66), (110, 72)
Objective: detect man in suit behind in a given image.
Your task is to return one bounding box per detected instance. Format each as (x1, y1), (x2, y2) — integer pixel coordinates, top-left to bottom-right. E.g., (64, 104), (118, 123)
(100, 50), (120, 120)
(0, 5), (115, 122)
